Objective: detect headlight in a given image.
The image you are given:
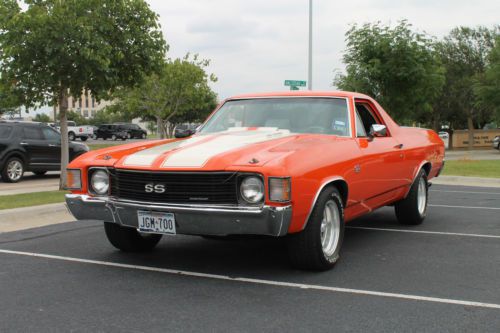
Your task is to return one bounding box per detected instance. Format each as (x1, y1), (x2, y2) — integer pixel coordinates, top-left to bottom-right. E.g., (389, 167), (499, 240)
(240, 176), (264, 204)
(66, 169), (82, 190)
(90, 169), (109, 195)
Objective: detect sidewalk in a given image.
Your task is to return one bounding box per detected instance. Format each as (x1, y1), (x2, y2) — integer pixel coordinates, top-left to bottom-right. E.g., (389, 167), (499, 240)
(432, 175), (500, 188)
(0, 203), (73, 233)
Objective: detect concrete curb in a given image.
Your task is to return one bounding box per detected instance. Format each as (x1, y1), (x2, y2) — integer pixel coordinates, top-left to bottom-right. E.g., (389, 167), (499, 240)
(0, 202), (74, 233)
(432, 176), (500, 188)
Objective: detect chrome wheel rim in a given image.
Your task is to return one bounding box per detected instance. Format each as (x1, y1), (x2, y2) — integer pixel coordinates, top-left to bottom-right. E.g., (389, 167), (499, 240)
(7, 160), (23, 181)
(320, 200), (340, 257)
(417, 177), (427, 215)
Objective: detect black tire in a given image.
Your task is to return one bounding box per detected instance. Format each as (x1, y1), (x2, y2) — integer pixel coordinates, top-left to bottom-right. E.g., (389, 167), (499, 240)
(121, 137), (126, 141)
(68, 132), (76, 141)
(395, 169), (428, 225)
(287, 186), (345, 271)
(141, 133), (146, 139)
(33, 170), (47, 176)
(111, 134), (117, 141)
(80, 136), (88, 142)
(104, 222), (162, 252)
(1, 157), (25, 183)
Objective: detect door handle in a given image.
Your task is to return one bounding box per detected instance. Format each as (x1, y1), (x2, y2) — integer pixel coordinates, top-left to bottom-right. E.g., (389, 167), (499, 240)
(394, 144), (404, 149)
(20, 142), (29, 146)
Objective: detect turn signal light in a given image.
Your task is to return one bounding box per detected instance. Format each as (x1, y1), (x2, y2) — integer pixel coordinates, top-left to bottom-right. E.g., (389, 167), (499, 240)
(66, 169), (82, 190)
(269, 177), (291, 202)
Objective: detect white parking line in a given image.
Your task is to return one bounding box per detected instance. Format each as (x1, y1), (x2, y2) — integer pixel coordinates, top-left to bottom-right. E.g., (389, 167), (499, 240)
(347, 226), (500, 239)
(431, 190), (500, 195)
(429, 204), (500, 210)
(1, 248), (500, 310)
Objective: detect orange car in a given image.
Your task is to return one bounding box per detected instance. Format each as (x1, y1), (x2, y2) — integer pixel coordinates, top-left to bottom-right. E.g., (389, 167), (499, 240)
(65, 91), (445, 270)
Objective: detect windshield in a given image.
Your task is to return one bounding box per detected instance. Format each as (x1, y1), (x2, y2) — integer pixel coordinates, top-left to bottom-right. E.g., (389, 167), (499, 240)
(199, 97), (350, 136)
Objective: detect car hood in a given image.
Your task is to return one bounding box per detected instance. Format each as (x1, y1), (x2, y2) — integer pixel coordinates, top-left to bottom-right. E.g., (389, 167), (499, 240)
(110, 128), (338, 171)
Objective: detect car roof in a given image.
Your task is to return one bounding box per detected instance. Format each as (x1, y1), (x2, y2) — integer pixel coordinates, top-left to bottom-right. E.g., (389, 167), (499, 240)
(228, 90), (372, 100)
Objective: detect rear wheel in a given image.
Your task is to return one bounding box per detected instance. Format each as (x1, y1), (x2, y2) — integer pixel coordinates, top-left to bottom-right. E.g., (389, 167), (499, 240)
(111, 134), (117, 141)
(104, 222), (162, 252)
(395, 169), (428, 225)
(80, 136), (88, 142)
(141, 133), (146, 139)
(1, 157), (24, 183)
(287, 186), (344, 271)
(68, 132), (76, 141)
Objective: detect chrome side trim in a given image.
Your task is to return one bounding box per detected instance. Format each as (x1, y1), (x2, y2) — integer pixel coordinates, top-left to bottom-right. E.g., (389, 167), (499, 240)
(301, 176), (346, 230)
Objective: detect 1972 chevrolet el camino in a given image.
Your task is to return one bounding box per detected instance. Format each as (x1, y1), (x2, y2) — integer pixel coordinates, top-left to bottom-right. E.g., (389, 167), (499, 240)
(65, 91), (445, 270)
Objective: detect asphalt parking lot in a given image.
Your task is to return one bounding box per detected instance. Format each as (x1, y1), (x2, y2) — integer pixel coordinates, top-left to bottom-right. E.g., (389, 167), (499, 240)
(0, 183), (499, 332)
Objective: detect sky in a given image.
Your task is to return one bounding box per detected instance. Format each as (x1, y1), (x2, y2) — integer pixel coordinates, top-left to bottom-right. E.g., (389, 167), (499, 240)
(147, 0), (500, 100)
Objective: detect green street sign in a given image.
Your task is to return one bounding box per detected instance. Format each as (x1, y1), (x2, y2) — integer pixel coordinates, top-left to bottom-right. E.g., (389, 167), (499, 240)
(284, 80), (306, 87)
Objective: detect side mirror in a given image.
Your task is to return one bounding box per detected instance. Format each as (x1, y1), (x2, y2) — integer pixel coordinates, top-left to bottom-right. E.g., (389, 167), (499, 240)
(368, 124), (387, 141)
(175, 129), (195, 138)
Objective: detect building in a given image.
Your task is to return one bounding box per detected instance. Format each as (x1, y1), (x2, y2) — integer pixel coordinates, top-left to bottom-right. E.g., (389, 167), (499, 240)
(53, 91), (113, 120)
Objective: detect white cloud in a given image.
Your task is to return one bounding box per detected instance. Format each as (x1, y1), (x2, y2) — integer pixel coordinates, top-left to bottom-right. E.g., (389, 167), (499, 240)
(148, 0), (499, 100)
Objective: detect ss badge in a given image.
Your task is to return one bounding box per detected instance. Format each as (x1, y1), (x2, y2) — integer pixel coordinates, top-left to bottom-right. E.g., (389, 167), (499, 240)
(145, 183), (166, 193)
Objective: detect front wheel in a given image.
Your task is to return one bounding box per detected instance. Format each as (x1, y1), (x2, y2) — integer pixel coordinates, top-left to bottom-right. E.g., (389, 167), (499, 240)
(395, 169), (428, 225)
(287, 186), (345, 271)
(111, 134), (117, 141)
(80, 136), (88, 142)
(104, 222), (162, 252)
(1, 157), (25, 183)
(141, 133), (146, 139)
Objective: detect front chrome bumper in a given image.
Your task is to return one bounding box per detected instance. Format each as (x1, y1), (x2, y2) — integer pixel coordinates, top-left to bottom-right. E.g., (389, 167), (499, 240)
(65, 194), (292, 237)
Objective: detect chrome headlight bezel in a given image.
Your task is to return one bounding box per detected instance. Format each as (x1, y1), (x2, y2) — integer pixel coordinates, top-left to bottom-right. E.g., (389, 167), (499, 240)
(239, 175), (265, 205)
(89, 168), (110, 196)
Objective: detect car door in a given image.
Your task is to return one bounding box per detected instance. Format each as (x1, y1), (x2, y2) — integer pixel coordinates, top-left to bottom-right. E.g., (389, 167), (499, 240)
(20, 126), (52, 167)
(41, 126), (62, 166)
(351, 101), (406, 208)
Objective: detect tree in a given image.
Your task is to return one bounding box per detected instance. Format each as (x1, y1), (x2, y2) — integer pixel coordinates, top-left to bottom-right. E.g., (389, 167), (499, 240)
(33, 113), (51, 123)
(0, 74), (22, 116)
(0, 0), (166, 188)
(475, 36), (500, 124)
(436, 26), (499, 147)
(114, 54), (218, 138)
(334, 21), (445, 126)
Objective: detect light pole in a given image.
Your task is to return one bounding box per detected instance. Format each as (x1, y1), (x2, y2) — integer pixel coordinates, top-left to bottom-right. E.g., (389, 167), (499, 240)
(307, 0), (313, 90)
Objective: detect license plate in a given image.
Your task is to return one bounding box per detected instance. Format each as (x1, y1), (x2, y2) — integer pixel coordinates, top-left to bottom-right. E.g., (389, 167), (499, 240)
(137, 210), (176, 235)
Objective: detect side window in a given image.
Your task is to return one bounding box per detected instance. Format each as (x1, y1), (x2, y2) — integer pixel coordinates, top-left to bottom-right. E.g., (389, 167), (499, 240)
(355, 110), (367, 137)
(355, 103), (385, 136)
(42, 127), (60, 141)
(0, 125), (13, 139)
(23, 127), (44, 140)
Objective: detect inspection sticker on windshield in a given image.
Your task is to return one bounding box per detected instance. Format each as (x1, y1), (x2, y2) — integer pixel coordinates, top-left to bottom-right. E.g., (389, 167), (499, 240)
(137, 210), (176, 235)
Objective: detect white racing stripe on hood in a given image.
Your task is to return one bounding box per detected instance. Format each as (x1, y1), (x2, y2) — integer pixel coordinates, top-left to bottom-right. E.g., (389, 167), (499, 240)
(123, 136), (207, 166)
(162, 128), (292, 168)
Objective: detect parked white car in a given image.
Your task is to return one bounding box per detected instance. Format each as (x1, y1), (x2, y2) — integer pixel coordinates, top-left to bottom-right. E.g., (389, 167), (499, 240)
(49, 121), (94, 141)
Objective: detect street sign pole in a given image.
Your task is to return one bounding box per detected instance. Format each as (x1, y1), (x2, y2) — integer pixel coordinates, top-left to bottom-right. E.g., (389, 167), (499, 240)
(308, 0), (313, 90)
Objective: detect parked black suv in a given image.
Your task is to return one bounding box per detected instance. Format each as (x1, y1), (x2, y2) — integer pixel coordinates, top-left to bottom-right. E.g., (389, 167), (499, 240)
(93, 124), (128, 140)
(115, 123), (147, 139)
(0, 121), (89, 183)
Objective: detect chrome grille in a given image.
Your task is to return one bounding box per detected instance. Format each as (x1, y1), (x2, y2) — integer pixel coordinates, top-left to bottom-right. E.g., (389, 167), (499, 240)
(109, 170), (239, 205)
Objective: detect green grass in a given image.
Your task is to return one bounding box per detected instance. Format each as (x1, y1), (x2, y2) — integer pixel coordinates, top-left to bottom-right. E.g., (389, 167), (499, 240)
(0, 191), (69, 210)
(442, 160), (500, 178)
(88, 143), (116, 150)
